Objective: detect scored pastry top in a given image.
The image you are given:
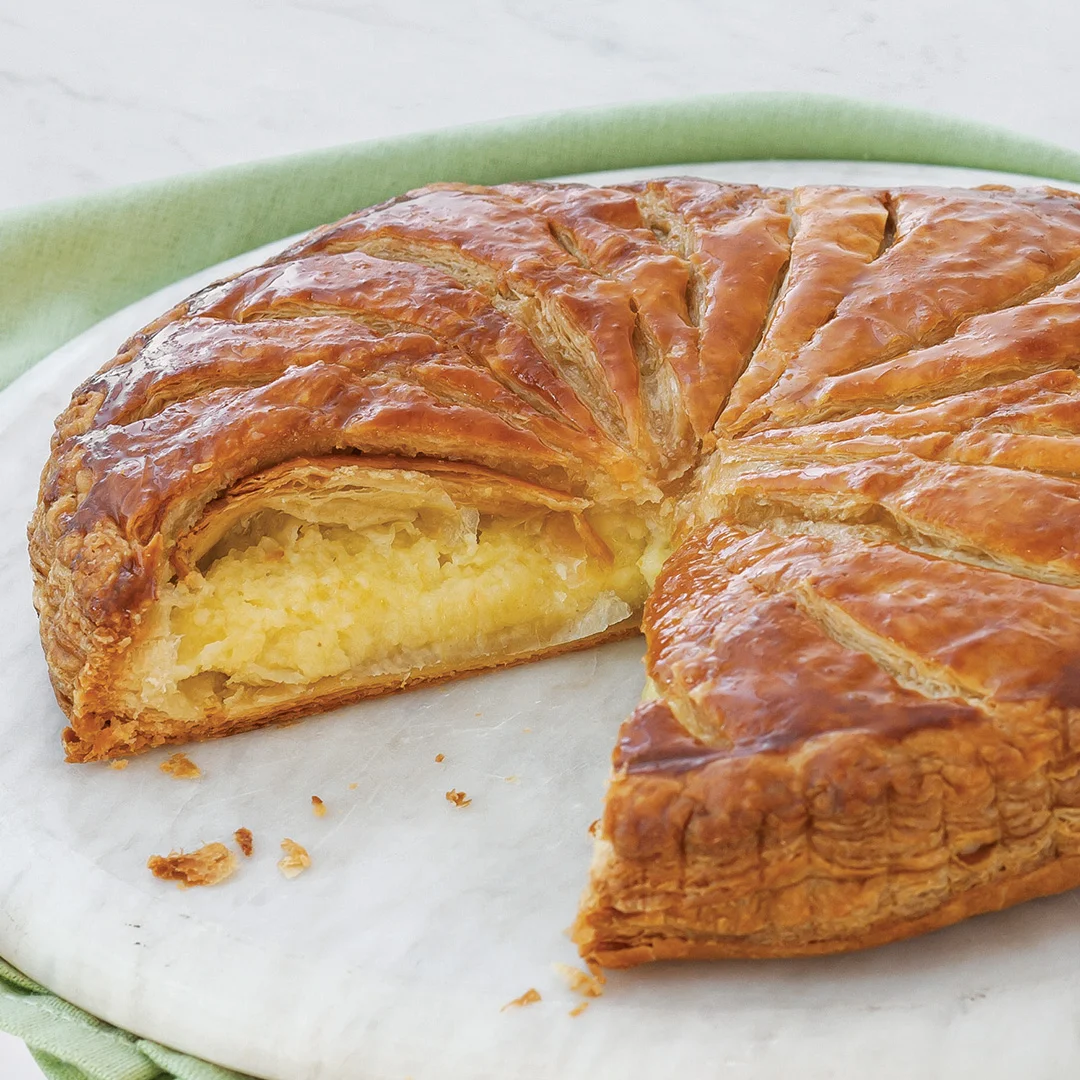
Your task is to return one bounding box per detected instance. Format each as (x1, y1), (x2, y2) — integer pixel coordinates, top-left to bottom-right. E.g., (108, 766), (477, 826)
(28, 178), (1080, 774)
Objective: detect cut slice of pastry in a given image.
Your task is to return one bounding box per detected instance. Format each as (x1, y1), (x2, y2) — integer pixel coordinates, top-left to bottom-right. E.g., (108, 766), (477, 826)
(28, 177), (1080, 963)
(127, 454), (654, 736)
(38, 447), (662, 761)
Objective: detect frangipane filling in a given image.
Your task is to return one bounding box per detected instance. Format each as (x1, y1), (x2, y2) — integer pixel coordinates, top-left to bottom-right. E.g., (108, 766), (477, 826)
(128, 494), (659, 722)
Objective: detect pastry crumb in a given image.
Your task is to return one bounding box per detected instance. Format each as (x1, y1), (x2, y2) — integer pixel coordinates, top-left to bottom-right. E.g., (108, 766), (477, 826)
(234, 828), (254, 857)
(159, 752), (201, 779)
(348, 782), (358, 790)
(588, 819), (600, 837)
(522, 727), (531, 733)
(311, 795), (327, 817)
(445, 789), (472, 808)
(435, 753), (445, 763)
(569, 1001), (590, 1018)
(500, 988), (541, 1011)
(504, 774), (518, 783)
(553, 962), (606, 998)
(108, 759), (129, 771)
(278, 838), (311, 879)
(147, 843), (236, 888)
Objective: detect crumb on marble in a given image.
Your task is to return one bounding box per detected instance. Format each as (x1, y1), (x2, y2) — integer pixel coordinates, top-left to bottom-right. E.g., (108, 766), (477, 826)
(348, 782), (358, 790)
(569, 1001), (590, 1018)
(435, 753), (445, 763)
(278, 838), (311, 879)
(159, 752), (201, 779)
(588, 819), (600, 837)
(553, 962), (606, 998)
(108, 759), (129, 770)
(311, 795), (327, 817)
(504, 775), (518, 783)
(234, 828), (254, 857)
(445, 789), (472, 808)
(147, 842), (236, 888)
(500, 988), (541, 1012)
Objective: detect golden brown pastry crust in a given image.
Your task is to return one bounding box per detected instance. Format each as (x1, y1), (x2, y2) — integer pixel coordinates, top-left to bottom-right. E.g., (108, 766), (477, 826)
(29, 178), (1080, 965)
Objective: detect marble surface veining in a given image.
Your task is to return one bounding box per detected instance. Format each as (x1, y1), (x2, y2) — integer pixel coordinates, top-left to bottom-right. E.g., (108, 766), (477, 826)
(3, 0), (1080, 212)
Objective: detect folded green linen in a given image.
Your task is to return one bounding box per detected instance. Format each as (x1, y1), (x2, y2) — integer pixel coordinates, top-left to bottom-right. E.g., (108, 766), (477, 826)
(6, 91), (1080, 390)
(3, 91), (1080, 1080)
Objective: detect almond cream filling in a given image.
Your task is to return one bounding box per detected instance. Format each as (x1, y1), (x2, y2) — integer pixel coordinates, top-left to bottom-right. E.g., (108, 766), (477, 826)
(124, 502), (667, 723)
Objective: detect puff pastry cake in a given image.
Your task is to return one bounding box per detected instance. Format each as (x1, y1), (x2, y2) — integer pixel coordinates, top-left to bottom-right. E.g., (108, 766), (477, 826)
(29, 178), (1080, 965)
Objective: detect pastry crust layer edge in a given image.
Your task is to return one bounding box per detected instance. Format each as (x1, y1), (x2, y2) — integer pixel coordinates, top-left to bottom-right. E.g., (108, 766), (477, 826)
(577, 849), (1080, 967)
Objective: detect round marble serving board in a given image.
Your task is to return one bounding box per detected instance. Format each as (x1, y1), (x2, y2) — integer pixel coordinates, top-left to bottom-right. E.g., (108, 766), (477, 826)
(4, 161), (1080, 1080)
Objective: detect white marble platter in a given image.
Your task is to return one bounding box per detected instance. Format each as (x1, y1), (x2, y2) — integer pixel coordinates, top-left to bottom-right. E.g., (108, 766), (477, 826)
(3, 161), (1080, 1080)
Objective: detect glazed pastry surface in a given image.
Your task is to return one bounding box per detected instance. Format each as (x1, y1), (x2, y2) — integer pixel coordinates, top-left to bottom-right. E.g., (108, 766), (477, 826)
(28, 178), (1080, 964)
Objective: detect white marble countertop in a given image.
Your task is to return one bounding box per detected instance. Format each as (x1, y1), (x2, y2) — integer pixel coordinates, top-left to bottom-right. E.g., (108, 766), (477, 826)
(4, 0), (1080, 214)
(4, 3), (1080, 1077)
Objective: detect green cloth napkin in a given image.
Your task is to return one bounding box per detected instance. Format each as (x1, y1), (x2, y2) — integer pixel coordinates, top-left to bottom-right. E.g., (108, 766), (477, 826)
(6, 91), (1080, 390)
(4, 92), (1080, 1079)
